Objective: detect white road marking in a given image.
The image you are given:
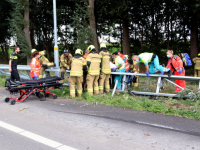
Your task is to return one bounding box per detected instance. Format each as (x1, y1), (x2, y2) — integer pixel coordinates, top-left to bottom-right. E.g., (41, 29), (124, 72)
(0, 121), (78, 150)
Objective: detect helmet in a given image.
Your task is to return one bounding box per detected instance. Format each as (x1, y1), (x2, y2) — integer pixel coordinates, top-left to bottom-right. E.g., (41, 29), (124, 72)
(64, 49), (69, 54)
(31, 49), (37, 54)
(100, 43), (106, 49)
(87, 45), (95, 52)
(75, 49), (83, 55)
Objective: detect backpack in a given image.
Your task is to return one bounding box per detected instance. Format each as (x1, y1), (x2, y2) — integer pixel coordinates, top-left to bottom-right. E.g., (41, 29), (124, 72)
(178, 53), (192, 67)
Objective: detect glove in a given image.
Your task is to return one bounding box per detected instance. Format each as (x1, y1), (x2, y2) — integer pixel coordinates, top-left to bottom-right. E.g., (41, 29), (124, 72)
(146, 72), (149, 77)
(111, 68), (116, 72)
(160, 71), (164, 75)
(132, 71), (138, 75)
(178, 68), (183, 74)
(34, 73), (38, 79)
(42, 64), (47, 68)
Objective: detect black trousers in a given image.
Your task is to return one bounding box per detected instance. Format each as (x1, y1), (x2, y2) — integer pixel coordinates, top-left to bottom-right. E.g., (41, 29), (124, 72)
(11, 67), (20, 81)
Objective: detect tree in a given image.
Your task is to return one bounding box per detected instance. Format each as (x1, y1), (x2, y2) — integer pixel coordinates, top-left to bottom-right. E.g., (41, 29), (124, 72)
(0, 0), (12, 62)
(88, 0), (99, 51)
(7, 0), (32, 64)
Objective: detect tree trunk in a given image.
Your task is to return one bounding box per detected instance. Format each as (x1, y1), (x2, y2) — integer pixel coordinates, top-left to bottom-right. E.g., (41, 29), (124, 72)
(190, 12), (199, 59)
(30, 24), (35, 48)
(122, 19), (130, 55)
(88, 0), (99, 51)
(23, 0), (32, 65)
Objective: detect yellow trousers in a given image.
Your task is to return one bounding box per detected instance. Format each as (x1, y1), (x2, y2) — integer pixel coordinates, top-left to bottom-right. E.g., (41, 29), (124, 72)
(69, 76), (83, 97)
(99, 73), (110, 93)
(86, 74), (99, 95)
(194, 69), (200, 77)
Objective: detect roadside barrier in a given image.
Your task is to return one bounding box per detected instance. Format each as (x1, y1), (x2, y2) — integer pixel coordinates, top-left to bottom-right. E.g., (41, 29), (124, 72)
(1, 64), (200, 97)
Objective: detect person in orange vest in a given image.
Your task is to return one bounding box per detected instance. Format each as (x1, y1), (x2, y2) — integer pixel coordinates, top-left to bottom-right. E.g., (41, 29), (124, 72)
(30, 51), (43, 98)
(118, 51), (130, 87)
(166, 50), (186, 93)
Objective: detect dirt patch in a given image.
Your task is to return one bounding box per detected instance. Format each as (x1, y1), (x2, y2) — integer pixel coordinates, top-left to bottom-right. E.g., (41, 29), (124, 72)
(164, 102), (189, 109)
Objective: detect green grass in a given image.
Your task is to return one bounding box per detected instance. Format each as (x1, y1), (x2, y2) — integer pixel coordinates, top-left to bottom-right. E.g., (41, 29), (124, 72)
(50, 86), (200, 120)
(1, 74), (200, 120)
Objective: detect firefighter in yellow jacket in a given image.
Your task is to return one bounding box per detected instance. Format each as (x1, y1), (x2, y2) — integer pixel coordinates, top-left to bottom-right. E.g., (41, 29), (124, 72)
(69, 49), (87, 97)
(60, 49), (73, 82)
(129, 58), (139, 87)
(193, 53), (200, 77)
(99, 43), (111, 93)
(86, 45), (101, 95)
(38, 50), (55, 78)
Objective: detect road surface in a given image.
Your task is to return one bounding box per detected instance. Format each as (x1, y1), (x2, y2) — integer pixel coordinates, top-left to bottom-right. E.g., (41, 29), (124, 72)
(0, 86), (200, 150)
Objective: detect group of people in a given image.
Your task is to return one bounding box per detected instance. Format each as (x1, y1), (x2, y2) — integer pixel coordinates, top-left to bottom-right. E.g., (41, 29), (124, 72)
(9, 45), (189, 97)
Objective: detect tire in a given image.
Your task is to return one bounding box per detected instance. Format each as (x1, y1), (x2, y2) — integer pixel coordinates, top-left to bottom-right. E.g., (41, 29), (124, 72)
(53, 95), (57, 99)
(11, 100), (16, 105)
(5, 97), (10, 103)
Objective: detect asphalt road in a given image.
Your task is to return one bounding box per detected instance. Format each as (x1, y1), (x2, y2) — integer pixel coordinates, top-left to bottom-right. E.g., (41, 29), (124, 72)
(0, 86), (200, 150)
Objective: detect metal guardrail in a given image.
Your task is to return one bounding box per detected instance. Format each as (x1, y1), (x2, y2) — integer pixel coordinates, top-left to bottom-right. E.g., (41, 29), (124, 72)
(0, 64), (200, 97)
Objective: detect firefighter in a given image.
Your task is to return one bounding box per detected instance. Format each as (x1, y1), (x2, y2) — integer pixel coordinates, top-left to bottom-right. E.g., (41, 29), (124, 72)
(99, 43), (111, 93)
(82, 49), (89, 90)
(69, 49), (87, 97)
(38, 50), (55, 78)
(192, 53), (200, 77)
(9, 46), (20, 81)
(132, 53), (170, 77)
(166, 50), (186, 93)
(60, 49), (73, 83)
(86, 45), (101, 95)
(129, 58), (139, 88)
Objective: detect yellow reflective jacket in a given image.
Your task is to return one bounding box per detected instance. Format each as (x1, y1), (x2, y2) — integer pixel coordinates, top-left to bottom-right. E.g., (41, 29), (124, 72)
(99, 50), (111, 74)
(193, 57), (200, 70)
(86, 53), (101, 75)
(70, 56), (86, 76)
(60, 53), (73, 69)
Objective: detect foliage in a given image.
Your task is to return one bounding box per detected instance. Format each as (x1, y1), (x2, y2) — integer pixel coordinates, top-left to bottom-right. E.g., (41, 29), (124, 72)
(7, 0), (30, 58)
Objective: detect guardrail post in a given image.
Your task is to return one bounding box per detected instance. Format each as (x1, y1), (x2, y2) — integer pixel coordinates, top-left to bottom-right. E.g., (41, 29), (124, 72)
(122, 75), (126, 91)
(112, 80), (118, 96)
(156, 77), (162, 93)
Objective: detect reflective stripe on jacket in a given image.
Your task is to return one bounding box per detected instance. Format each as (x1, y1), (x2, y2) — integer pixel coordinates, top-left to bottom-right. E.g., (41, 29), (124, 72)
(70, 57), (86, 76)
(30, 57), (41, 77)
(138, 53), (153, 65)
(115, 56), (125, 70)
(166, 55), (184, 72)
(86, 53), (101, 75)
(99, 51), (111, 74)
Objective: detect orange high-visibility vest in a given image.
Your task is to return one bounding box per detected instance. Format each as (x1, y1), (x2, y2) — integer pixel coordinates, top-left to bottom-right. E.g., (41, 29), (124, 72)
(120, 54), (130, 71)
(30, 57), (41, 77)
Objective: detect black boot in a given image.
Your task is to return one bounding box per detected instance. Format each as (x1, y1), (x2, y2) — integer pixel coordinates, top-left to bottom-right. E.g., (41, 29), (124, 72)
(61, 72), (65, 79)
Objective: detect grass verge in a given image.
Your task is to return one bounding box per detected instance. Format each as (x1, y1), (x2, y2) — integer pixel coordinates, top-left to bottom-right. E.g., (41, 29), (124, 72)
(1, 75), (200, 120)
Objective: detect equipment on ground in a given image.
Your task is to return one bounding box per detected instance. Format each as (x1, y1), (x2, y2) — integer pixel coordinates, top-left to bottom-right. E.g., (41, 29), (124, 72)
(5, 76), (63, 105)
